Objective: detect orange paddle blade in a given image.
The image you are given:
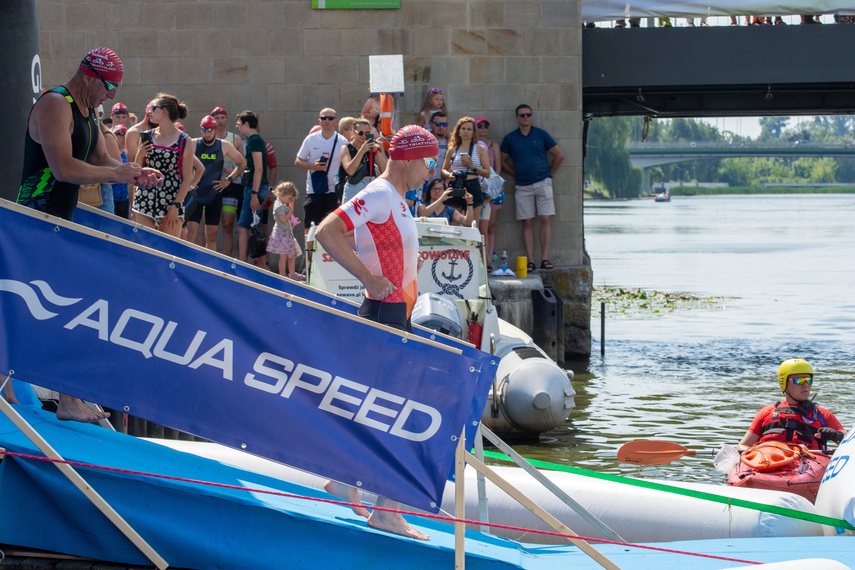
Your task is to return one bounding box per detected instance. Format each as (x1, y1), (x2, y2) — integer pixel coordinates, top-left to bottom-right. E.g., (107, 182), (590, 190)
(617, 440), (697, 465)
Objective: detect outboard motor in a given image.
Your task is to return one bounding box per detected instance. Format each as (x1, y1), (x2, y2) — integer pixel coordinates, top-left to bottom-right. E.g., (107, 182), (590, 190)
(411, 292), (466, 339)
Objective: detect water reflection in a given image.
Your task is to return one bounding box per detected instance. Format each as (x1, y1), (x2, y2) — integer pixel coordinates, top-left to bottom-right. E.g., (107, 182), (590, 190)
(509, 195), (855, 484)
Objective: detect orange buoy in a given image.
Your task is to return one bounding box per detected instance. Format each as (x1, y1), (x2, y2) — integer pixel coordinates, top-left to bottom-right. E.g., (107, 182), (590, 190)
(379, 93), (394, 150)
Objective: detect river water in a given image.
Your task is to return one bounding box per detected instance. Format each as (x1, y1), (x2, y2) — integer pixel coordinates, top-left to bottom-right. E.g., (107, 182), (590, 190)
(512, 194), (855, 484)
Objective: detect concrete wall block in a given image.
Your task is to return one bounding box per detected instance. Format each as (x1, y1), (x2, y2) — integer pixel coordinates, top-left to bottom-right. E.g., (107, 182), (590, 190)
(213, 57), (249, 84)
(542, 56), (579, 84)
(484, 83), (523, 114)
(404, 57), (436, 86)
(85, 30), (123, 53)
(520, 84), (560, 113)
(160, 30), (198, 58)
(251, 2), (287, 30)
(559, 83), (579, 111)
(212, 3), (249, 30)
(541, 1), (579, 28)
(503, 57), (541, 84)
(248, 58), (287, 85)
(451, 30), (487, 56)
(355, 8), (397, 28)
(193, 85), (232, 121)
(470, 2), (504, 29)
(175, 4), (213, 30)
(468, 56), (505, 84)
(377, 29), (413, 55)
(268, 28), (304, 56)
(39, 2), (67, 32)
(339, 84), (372, 118)
(301, 84), (340, 113)
(340, 29), (378, 56)
(304, 29), (344, 57)
(321, 57), (359, 86)
(117, 57), (141, 88)
(284, 1), (319, 29)
(120, 31), (153, 58)
(504, 2), (541, 29)
(487, 29), (523, 56)
(139, 57), (176, 85)
(283, 111), (316, 139)
(233, 31), (277, 57)
(176, 57), (213, 85)
(449, 83), (486, 114)
(268, 84), (304, 114)
(414, 29), (450, 57)
(524, 29), (562, 56)
(395, 1), (433, 28)
(425, 57), (470, 86)
(230, 82), (268, 113)
(431, 2), (463, 28)
(65, 2), (105, 31)
(558, 27), (582, 54)
(283, 57), (321, 85)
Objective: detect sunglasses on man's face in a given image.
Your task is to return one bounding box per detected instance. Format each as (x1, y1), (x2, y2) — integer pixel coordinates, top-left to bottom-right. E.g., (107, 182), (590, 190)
(517, 113), (532, 118)
(202, 128), (215, 132)
(423, 158), (437, 171)
(113, 110), (128, 115)
(81, 59), (119, 91)
(433, 122), (448, 128)
(477, 123), (489, 128)
(319, 115), (336, 121)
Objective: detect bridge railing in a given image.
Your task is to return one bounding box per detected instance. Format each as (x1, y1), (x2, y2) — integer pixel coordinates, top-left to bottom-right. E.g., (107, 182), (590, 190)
(628, 141), (855, 150)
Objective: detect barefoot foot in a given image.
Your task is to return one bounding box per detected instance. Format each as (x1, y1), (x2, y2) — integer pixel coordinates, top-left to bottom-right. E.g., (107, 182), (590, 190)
(367, 498), (429, 540)
(324, 480), (370, 518)
(55, 395), (110, 423)
(1, 376), (20, 405)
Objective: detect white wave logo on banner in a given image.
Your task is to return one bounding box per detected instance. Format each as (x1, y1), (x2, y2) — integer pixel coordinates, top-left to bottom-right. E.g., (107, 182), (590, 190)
(0, 279), (82, 320)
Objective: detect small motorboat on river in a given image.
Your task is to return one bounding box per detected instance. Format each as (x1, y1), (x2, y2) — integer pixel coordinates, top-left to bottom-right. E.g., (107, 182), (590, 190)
(654, 192), (671, 202)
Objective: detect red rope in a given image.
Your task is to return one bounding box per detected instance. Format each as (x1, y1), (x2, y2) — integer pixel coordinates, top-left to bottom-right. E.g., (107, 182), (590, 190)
(0, 449), (761, 565)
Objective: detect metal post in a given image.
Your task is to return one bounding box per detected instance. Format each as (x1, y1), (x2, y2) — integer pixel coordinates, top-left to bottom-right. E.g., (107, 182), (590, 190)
(455, 427), (465, 569)
(600, 301), (605, 355)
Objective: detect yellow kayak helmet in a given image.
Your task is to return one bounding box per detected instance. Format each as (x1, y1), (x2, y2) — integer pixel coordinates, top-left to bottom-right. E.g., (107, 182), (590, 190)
(777, 359), (813, 392)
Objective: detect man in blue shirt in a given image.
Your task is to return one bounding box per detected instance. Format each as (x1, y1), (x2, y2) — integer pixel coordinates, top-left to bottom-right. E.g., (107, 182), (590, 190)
(500, 104), (564, 270)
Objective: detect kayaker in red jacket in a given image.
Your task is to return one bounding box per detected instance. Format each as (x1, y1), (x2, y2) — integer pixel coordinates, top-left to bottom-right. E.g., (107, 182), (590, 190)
(738, 359), (845, 452)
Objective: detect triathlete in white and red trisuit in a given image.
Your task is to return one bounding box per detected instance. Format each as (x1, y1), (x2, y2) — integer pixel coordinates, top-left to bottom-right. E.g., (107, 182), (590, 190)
(316, 125), (438, 540)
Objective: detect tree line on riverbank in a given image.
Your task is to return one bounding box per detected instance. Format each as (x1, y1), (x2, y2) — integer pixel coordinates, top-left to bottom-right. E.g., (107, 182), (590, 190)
(585, 116), (855, 198)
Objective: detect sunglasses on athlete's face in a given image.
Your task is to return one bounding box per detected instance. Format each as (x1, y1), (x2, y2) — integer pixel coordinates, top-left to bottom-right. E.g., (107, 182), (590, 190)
(423, 158), (437, 171)
(517, 112), (532, 118)
(81, 59), (119, 92)
(201, 127), (215, 132)
(477, 123), (489, 129)
(790, 376), (813, 386)
(319, 115), (336, 121)
(433, 122), (448, 128)
(112, 110), (128, 116)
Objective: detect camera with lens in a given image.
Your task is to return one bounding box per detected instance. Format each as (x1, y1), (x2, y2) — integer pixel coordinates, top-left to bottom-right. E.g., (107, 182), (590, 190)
(450, 170), (467, 197)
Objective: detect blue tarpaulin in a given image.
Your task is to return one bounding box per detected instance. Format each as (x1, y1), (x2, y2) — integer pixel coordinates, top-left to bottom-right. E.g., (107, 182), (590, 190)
(0, 200), (496, 511)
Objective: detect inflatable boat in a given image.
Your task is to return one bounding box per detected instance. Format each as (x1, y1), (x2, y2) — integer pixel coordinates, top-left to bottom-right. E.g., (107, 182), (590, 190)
(309, 219), (576, 436)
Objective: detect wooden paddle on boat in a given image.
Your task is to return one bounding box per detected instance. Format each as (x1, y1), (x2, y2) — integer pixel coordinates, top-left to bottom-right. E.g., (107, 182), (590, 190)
(618, 440), (717, 465)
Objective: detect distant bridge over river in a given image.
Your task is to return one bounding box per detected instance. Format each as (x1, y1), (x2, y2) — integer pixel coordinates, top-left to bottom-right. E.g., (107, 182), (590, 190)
(628, 142), (855, 168)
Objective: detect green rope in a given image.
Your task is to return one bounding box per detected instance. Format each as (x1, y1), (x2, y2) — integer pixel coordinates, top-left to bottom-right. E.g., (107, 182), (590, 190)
(481, 450), (855, 531)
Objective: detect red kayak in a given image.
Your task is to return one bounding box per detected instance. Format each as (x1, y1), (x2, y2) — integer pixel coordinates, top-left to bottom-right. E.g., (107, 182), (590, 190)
(727, 441), (831, 503)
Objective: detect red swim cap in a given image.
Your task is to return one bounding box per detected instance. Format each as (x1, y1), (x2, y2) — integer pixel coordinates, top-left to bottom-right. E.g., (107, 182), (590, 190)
(211, 107), (227, 116)
(79, 48), (124, 84)
(112, 124), (128, 136)
(388, 125), (438, 160)
(111, 102), (128, 115)
(200, 115), (217, 130)
(175, 122), (185, 132)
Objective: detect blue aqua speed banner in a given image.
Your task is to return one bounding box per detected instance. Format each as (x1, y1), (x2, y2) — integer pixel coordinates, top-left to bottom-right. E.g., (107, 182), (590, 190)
(0, 201), (497, 511)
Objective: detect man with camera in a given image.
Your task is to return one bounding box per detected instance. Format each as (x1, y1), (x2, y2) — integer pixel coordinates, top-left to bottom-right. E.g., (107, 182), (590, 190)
(295, 108), (349, 234)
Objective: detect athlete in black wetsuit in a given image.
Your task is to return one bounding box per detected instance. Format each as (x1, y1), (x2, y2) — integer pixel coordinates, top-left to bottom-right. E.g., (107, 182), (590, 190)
(7, 48), (162, 424)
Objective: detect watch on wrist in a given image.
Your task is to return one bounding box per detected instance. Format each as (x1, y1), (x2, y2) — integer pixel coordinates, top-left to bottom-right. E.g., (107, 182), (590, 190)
(251, 191), (258, 195)
(227, 175), (233, 182)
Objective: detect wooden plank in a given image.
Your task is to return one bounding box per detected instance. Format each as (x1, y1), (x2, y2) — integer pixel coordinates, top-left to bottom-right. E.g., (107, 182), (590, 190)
(465, 452), (622, 570)
(0, 396), (169, 569)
